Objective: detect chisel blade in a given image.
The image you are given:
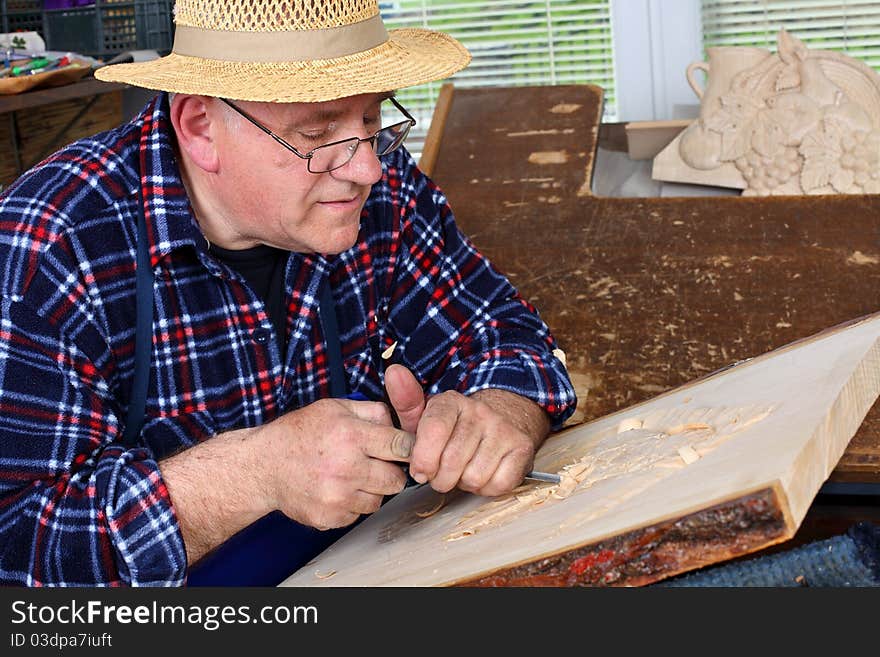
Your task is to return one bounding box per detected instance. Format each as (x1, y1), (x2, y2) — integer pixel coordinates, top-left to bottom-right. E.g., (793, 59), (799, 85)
(525, 470), (561, 484)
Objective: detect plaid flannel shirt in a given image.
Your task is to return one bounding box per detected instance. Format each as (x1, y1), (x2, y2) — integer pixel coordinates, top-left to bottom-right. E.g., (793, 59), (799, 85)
(0, 93), (576, 586)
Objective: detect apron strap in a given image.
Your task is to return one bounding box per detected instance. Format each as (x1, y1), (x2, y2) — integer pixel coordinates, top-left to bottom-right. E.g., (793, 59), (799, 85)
(121, 186), (154, 446)
(318, 276), (347, 398)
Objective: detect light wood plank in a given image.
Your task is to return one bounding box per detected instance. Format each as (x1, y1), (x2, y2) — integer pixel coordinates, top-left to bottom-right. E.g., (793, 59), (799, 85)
(282, 312), (880, 586)
(417, 82), (454, 178)
(625, 119), (691, 160)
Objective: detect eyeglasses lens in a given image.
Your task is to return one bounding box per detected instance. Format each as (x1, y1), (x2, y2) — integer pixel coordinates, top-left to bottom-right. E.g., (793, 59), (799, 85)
(308, 120), (413, 173)
(375, 121), (412, 156)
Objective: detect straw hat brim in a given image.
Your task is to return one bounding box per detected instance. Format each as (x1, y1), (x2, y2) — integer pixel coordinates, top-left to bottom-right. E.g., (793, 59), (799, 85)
(95, 28), (470, 103)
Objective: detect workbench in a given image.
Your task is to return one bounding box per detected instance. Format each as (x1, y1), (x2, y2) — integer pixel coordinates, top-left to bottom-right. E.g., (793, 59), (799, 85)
(423, 83), (880, 492)
(0, 77), (127, 186)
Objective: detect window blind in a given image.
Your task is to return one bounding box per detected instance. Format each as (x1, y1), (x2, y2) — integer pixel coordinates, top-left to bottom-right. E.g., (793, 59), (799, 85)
(380, 0), (616, 159)
(701, 0), (880, 71)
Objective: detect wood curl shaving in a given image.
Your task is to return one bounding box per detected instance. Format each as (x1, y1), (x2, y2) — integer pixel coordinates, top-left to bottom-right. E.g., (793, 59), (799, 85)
(666, 422), (713, 435)
(414, 495), (446, 518)
(552, 348), (567, 366)
(381, 341), (398, 360)
(446, 529), (474, 542)
(617, 417), (644, 433)
(552, 472), (579, 498)
(677, 445), (701, 465)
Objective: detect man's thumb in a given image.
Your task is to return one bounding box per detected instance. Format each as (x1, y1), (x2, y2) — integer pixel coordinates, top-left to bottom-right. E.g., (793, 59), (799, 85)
(384, 364), (425, 433)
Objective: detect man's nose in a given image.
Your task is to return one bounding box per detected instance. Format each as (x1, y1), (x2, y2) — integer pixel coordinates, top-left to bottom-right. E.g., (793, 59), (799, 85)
(333, 138), (383, 185)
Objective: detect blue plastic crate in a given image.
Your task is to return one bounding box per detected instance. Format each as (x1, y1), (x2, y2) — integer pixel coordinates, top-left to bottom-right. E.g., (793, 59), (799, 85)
(2, 0), (173, 61)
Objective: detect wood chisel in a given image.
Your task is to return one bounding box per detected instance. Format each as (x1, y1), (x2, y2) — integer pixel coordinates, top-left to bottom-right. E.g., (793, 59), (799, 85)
(525, 470), (561, 484)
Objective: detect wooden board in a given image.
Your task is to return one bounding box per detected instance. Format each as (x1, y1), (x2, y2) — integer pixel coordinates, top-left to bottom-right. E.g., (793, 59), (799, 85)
(281, 312), (880, 586)
(625, 119), (691, 160)
(422, 84), (880, 482)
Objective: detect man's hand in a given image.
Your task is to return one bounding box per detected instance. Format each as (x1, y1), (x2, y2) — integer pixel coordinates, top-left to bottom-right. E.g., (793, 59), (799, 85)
(162, 397), (412, 564)
(261, 398), (413, 530)
(384, 364), (551, 497)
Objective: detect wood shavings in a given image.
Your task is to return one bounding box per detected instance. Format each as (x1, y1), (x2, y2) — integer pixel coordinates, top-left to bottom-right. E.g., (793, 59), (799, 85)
(677, 445), (701, 465)
(667, 422), (713, 435)
(848, 251), (879, 266)
(528, 150), (568, 165)
(315, 569), (337, 579)
(445, 529), (474, 542)
(552, 348), (567, 366)
(563, 461), (591, 478)
(552, 473), (579, 498)
(381, 340), (398, 360)
(517, 487), (552, 504)
(414, 495), (446, 518)
(549, 103), (582, 114)
(617, 417), (644, 433)
(441, 404), (775, 542)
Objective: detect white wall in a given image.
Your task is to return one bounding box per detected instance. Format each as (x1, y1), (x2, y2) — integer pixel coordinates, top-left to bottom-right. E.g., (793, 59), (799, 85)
(611, 0), (704, 121)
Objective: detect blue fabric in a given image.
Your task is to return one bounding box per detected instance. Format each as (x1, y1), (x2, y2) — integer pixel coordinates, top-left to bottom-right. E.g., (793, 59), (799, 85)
(186, 513), (351, 587)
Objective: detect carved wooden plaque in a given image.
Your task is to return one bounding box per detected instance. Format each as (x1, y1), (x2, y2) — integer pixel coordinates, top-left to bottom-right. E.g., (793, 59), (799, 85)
(653, 29), (880, 196)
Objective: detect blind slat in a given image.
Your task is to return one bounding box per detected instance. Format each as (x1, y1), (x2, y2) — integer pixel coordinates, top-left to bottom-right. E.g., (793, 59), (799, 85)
(701, 0), (880, 95)
(380, 0), (616, 160)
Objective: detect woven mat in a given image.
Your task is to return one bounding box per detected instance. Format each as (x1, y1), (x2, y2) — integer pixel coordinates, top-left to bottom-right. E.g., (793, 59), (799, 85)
(655, 522), (880, 587)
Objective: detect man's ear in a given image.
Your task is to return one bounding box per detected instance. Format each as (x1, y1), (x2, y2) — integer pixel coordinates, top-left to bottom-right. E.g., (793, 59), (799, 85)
(169, 94), (221, 173)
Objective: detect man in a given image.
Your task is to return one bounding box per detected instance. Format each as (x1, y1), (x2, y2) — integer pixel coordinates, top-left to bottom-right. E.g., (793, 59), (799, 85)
(0, 0), (576, 586)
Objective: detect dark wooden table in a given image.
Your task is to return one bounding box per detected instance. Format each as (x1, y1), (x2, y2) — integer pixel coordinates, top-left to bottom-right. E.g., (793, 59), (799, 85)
(0, 77), (127, 114)
(426, 83), (880, 485)
(0, 77), (127, 176)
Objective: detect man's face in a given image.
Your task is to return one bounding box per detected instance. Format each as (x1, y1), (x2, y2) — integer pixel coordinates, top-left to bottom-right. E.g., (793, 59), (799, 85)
(210, 92), (388, 254)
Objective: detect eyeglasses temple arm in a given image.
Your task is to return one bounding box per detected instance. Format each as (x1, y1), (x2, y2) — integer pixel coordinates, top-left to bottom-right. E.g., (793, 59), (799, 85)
(219, 98), (311, 159)
(389, 96), (417, 126)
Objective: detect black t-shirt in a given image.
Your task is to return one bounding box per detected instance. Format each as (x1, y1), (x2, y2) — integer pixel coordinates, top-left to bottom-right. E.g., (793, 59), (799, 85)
(209, 243), (288, 351)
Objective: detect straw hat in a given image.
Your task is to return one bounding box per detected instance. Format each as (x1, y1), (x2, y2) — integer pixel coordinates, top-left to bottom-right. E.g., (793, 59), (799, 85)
(95, 0), (471, 102)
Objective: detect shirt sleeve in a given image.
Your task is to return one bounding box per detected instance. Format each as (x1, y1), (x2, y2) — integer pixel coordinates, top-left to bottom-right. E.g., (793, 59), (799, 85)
(384, 152), (578, 428)
(0, 297), (186, 586)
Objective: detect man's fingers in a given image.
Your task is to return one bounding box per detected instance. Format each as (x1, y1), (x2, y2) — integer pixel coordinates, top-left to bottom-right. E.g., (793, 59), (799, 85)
(409, 393), (462, 485)
(390, 430), (415, 460)
(361, 426), (416, 462)
(426, 423), (480, 493)
(348, 490), (387, 516)
(384, 364), (425, 433)
(462, 450), (530, 497)
(361, 459), (408, 496)
(340, 398), (395, 426)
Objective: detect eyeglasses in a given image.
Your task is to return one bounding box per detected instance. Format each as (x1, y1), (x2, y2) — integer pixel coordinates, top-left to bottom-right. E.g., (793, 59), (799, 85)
(219, 96), (416, 174)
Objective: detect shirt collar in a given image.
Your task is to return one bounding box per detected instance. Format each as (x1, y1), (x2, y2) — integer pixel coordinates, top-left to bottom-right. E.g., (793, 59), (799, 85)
(135, 92), (213, 268)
